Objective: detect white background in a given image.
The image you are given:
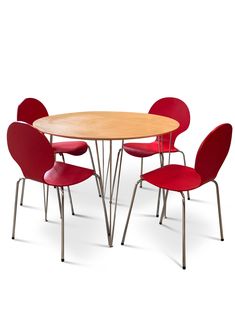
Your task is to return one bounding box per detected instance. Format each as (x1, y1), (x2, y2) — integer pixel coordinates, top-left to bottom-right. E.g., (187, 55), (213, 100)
(0, 1), (235, 332)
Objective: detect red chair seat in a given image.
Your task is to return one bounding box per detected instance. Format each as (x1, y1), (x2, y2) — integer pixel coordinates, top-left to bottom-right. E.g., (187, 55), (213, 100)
(142, 164), (202, 192)
(52, 141), (88, 156)
(44, 161), (94, 187)
(123, 141), (178, 158)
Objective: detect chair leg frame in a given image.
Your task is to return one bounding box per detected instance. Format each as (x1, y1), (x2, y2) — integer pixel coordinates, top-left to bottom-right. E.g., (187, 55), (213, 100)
(180, 191), (186, 269)
(212, 180), (224, 241)
(178, 150), (190, 200)
(88, 146), (101, 197)
(12, 178), (24, 239)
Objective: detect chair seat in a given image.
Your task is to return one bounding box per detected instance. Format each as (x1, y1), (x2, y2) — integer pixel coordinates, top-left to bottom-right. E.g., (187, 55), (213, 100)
(142, 164), (202, 192)
(52, 141), (88, 156)
(44, 162), (95, 187)
(123, 141), (178, 158)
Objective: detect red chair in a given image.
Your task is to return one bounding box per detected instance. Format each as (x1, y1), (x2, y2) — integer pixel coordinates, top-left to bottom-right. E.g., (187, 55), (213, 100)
(112, 97), (190, 214)
(17, 98), (101, 214)
(7, 122), (110, 262)
(121, 124), (232, 269)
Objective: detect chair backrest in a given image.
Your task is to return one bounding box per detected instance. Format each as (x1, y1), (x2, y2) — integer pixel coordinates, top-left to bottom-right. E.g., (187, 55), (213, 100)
(7, 122), (55, 183)
(195, 123), (232, 184)
(17, 98), (49, 125)
(149, 97), (190, 145)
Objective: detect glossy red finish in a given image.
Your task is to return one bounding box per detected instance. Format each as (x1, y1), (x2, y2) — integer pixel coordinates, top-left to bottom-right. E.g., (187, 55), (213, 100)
(141, 124), (232, 192)
(123, 140), (178, 158)
(44, 162), (94, 187)
(123, 97), (190, 158)
(17, 98), (89, 156)
(7, 122), (94, 186)
(142, 165), (201, 191)
(195, 123), (232, 185)
(7, 122), (54, 183)
(17, 98), (49, 125)
(52, 141), (88, 156)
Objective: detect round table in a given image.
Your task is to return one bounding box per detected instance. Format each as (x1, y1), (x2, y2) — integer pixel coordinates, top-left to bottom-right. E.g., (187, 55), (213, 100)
(34, 111), (179, 245)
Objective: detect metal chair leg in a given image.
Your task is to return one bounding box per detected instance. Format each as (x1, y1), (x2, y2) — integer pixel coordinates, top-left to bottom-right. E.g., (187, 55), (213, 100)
(212, 180), (224, 241)
(12, 178), (23, 239)
(43, 184), (49, 221)
(140, 158), (143, 188)
(20, 178), (25, 205)
(67, 186), (75, 215)
(156, 188), (161, 217)
(88, 146), (101, 197)
(179, 150), (190, 200)
(121, 180), (141, 245)
(61, 153), (65, 163)
(60, 187), (65, 262)
(180, 192), (186, 269)
(159, 190), (169, 224)
(57, 187), (62, 218)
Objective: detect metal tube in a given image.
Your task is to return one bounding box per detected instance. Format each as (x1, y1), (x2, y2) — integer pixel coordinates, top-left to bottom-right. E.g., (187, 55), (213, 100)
(212, 180), (224, 241)
(179, 150), (190, 200)
(168, 132), (172, 165)
(43, 184), (49, 221)
(12, 178), (23, 239)
(180, 192), (186, 269)
(159, 190), (168, 224)
(20, 178), (25, 206)
(88, 146), (101, 197)
(102, 140), (105, 182)
(95, 174), (111, 246)
(67, 186), (75, 215)
(110, 148), (122, 203)
(111, 141), (124, 244)
(61, 153), (65, 163)
(140, 158), (143, 188)
(57, 187), (62, 218)
(156, 188), (161, 217)
(121, 180), (141, 245)
(104, 154), (110, 196)
(60, 187), (65, 262)
(109, 140), (112, 233)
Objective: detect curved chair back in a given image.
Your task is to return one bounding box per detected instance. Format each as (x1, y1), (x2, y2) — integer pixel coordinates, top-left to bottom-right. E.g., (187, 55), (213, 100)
(195, 123), (232, 184)
(149, 97), (190, 145)
(17, 98), (49, 125)
(7, 122), (55, 183)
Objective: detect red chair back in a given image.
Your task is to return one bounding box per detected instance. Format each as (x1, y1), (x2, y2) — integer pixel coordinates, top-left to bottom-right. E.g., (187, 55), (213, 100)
(195, 123), (232, 184)
(7, 122), (55, 183)
(17, 98), (49, 125)
(149, 97), (190, 145)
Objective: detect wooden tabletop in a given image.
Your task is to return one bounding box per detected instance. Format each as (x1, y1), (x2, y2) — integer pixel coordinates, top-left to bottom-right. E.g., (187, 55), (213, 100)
(33, 111), (179, 140)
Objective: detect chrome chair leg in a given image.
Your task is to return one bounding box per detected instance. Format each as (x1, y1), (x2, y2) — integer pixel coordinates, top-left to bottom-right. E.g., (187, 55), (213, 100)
(121, 179), (141, 245)
(159, 190), (169, 224)
(180, 192), (186, 269)
(12, 178), (23, 239)
(67, 186), (75, 215)
(43, 184), (49, 221)
(20, 178), (25, 205)
(156, 188), (161, 217)
(179, 150), (190, 200)
(88, 146), (101, 197)
(57, 187), (62, 218)
(60, 187), (65, 262)
(212, 180), (224, 241)
(140, 158), (143, 188)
